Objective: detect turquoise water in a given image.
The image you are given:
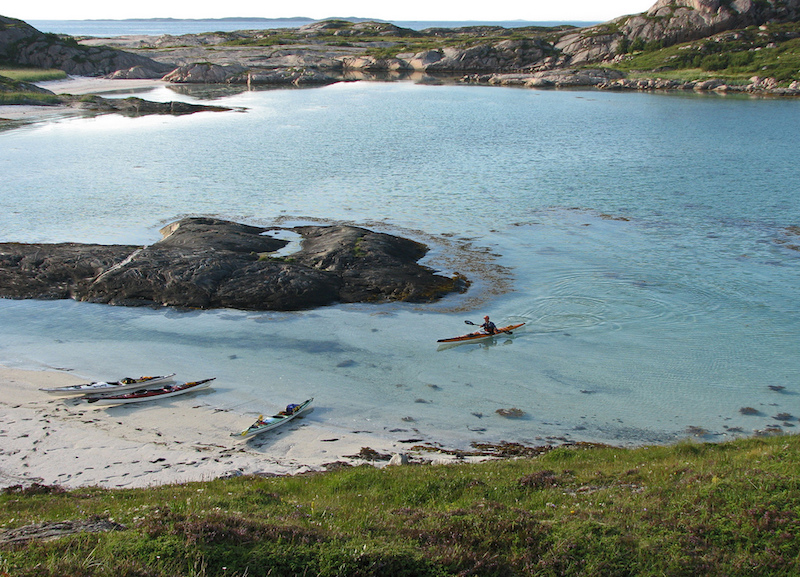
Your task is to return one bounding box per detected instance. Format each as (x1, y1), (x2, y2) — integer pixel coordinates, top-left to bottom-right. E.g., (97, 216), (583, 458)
(1, 82), (799, 448)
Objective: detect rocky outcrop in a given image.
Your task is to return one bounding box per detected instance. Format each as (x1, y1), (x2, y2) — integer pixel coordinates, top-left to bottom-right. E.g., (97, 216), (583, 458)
(162, 62), (338, 85)
(412, 39), (556, 73)
(162, 63), (248, 83)
(464, 68), (626, 88)
(557, 0), (800, 65)
(64, 95), (233, 116)
(462, 69), (800, 95)
(5, 2), (800, 93)
(621, 0), (800, 46)
(0, 15), (171, 77)
(0, 218), (466, 311)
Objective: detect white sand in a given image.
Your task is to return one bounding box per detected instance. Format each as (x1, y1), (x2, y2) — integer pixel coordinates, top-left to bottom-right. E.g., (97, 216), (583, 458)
(0, 104), (79, 123)
(0, 366), (469, 489)
(36, 77), (168, 96)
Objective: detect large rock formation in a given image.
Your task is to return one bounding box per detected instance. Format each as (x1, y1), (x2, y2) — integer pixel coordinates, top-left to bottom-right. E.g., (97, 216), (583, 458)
(0, 15), (172, 77)
(557, 0), (800, 66)
(623, 0), (800, 46)
(0, 218), (466, 311)
(408, 39), (556, 73)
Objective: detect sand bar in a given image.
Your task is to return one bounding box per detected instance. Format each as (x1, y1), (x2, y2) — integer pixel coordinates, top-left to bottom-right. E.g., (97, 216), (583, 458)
(36, 76), (168, 95)
(0, 77), (169, 127)
(0, 365), (461, 490)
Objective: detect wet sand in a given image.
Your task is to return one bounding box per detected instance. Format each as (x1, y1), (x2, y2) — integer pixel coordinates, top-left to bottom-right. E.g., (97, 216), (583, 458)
(0, 366), (471, 489)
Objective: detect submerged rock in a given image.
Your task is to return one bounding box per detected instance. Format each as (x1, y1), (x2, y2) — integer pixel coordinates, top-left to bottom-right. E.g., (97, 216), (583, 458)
(0, 217), (467, 311)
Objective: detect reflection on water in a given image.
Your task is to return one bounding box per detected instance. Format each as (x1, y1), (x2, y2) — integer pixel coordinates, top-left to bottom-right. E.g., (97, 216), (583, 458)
(1, 83), (799, 448)
(161, 71), (464, 101)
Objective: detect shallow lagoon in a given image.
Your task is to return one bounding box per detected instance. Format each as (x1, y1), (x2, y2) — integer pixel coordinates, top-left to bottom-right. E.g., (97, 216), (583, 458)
(1, 82), (799, 448)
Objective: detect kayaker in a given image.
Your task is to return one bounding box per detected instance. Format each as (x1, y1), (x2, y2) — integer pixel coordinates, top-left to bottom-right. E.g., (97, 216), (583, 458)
(480, 315), (497, 335)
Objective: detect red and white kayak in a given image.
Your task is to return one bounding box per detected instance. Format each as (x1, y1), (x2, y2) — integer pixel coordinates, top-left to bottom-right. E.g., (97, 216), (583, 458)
(84, 378), (215, 405)
(437, 323), (525, 344)
(40, 373), (177, 397)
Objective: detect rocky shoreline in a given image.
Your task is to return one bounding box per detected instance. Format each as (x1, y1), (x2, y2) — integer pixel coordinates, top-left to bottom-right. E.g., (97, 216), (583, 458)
(0, 218), (467, 311)
(2, 0), (800, 106)
(460, 69), (800, 95)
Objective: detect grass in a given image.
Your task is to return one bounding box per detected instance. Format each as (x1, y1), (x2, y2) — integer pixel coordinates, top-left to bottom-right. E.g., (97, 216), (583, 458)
(0, 67), (67, 82)
(0, 92), (61, 105)
(612, 22), (800, 85)
(1, 434), (799, 575)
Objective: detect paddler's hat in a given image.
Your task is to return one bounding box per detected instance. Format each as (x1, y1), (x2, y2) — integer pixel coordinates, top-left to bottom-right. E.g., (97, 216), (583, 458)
(484, 315), (490, 320)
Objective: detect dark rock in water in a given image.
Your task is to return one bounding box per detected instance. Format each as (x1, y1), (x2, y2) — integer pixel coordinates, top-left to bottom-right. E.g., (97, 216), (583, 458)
(0, 217), (467, 311)
(66, 95), (232, 116)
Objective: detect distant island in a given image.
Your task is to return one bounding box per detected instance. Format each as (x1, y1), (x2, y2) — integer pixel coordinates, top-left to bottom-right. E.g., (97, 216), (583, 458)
(81, 17), (316, 23)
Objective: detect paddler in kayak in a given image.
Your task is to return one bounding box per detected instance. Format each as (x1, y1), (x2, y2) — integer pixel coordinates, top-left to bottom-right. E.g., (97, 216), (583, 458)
(479, 315), (497, 335)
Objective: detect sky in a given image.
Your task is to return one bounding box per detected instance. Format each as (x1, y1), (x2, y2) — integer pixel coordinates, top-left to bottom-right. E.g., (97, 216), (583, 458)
(10, 0), (656, 23)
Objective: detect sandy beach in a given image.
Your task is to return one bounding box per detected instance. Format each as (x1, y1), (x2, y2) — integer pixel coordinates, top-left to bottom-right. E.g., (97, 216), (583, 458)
(35, 77), (169, 96)
(0, 365), (461, 490)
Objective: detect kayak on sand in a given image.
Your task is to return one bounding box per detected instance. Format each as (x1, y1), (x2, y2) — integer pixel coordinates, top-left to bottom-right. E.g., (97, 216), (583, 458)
(231, 398), (314, 439)
(40, 373), (177, 397)
(84, 378), (215, 405)
(437, 323), (525, 343)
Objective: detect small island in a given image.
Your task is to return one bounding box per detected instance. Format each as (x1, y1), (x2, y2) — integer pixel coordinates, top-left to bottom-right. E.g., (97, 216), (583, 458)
(0, 217), (467, 310)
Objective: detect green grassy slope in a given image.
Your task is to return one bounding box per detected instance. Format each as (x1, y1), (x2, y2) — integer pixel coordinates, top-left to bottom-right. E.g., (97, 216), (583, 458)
(611, 22), (800, 85)
(2, 434), (798, 576)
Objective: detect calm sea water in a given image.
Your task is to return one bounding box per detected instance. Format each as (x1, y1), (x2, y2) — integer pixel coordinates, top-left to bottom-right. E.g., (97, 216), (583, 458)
(27, 19), (595, 37)
(1, 82), (799, 449)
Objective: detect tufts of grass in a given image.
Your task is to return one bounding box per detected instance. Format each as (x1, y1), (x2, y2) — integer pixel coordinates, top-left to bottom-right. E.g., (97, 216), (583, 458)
(0, 67), (67, 82)
(613, 22), (800, 85)
(0, 435), (798, 575)
(0, 92), (62, 105)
